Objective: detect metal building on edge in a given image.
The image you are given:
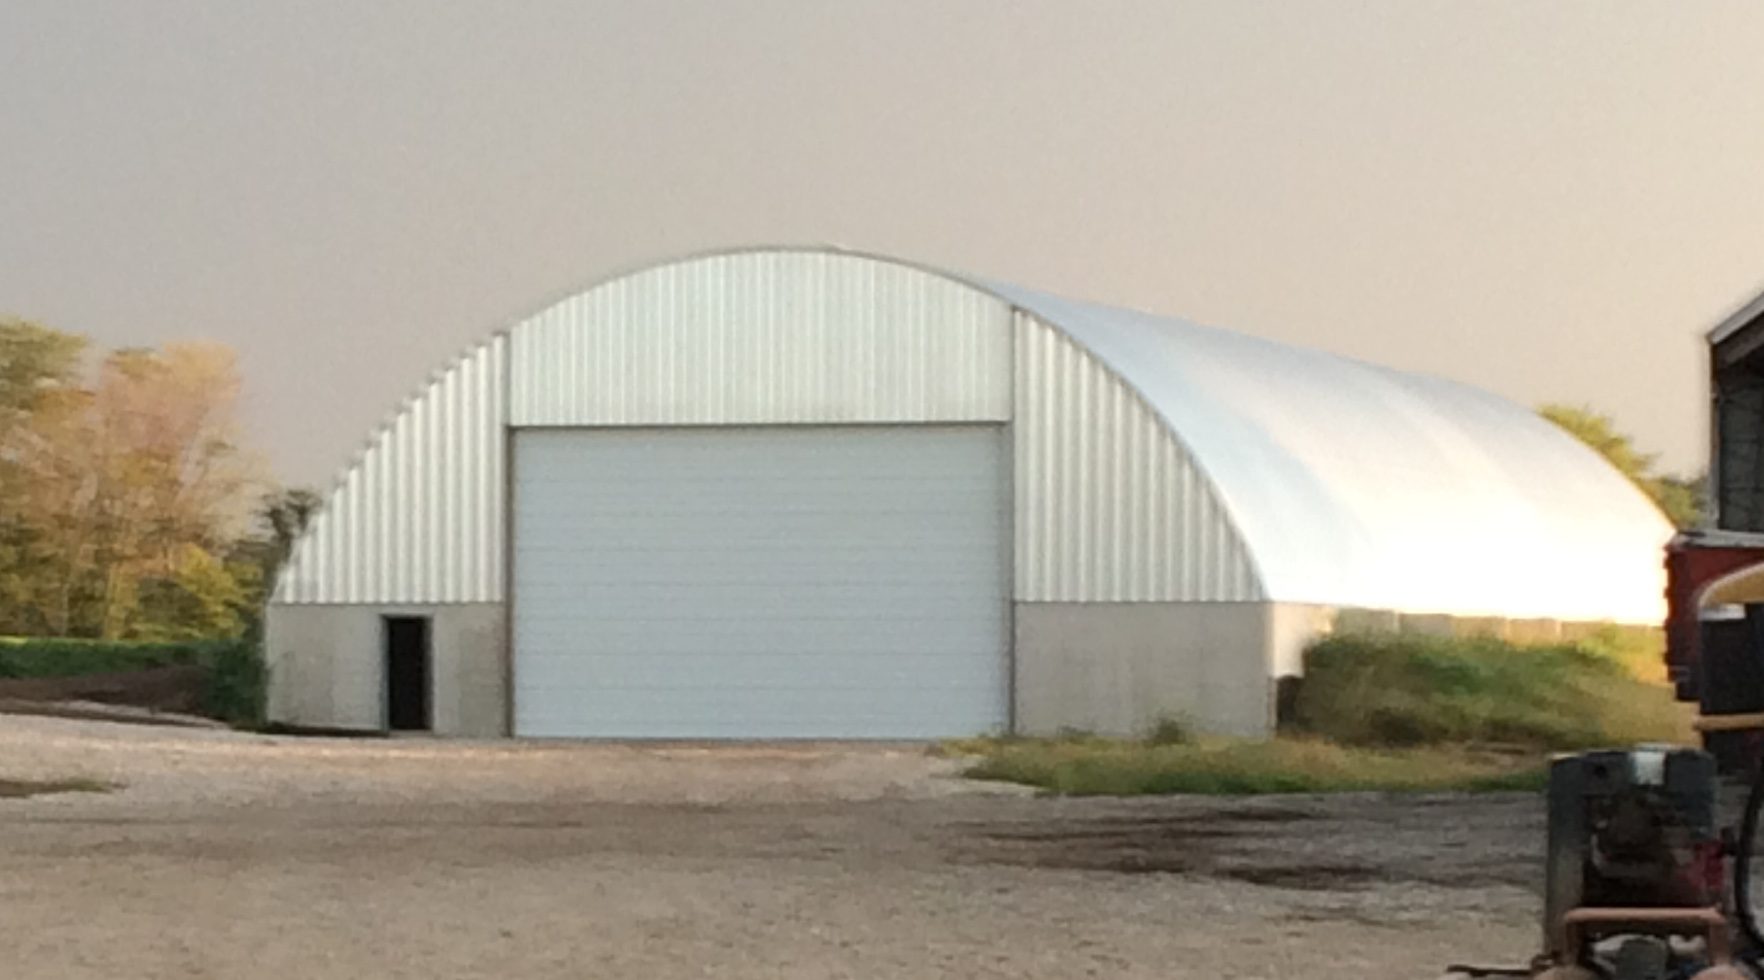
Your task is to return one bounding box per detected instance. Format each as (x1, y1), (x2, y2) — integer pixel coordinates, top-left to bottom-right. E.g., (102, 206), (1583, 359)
(266, 246), (1675, 739)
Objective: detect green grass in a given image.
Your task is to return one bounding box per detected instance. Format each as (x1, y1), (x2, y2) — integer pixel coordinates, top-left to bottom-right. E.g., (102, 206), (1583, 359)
(945, 733), (1548, 796)
(1571, 624), (1671, 684)
(945, 633), (1692, 797)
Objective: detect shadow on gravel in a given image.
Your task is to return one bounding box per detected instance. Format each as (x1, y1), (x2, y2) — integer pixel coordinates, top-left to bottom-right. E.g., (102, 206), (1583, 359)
(952, 805), (1525, 891)
(0, 779), (109, 799)
(1221, 864), (1385, 890)
(956, 808), (1361, 882)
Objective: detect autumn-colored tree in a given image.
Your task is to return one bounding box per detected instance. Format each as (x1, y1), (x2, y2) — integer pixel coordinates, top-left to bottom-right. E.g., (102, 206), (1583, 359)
(1539, 403), (1705, 529)
(0, 324), (276, 638)
(3, 381), (102, 635)
(86, 343), (266, 636)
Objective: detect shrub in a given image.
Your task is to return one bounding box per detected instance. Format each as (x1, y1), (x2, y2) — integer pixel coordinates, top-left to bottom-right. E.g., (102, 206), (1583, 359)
(0, 636), (266, 728)
(1283, 633), (1692, 751)
(199, 640), (266, 727)
(0, 636), (198, 677)
(1144, 715), (1194, 746)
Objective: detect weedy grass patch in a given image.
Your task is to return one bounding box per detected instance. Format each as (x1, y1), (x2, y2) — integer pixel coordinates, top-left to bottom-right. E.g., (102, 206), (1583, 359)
(944, 733), (1546, 796)
(945, 633), (1688, 797)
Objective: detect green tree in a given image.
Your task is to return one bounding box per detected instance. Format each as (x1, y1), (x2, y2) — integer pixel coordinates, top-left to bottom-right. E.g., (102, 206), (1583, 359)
(131, 543), (253, 640)
(1654, 473), (1708, 532)
(226, 486), (321, 632)
(0, 320), (90, 634)
(1539, 403), (1705, 529)
(258, 487), (321, 578)
(0, 318), (86, 420)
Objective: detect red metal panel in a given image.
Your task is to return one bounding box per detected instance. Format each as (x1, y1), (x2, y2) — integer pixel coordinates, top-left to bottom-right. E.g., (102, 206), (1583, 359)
(1665, 534), (1764, 699)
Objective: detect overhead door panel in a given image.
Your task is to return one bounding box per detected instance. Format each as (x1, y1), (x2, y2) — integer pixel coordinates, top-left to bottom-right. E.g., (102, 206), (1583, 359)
(511, 425), (1009, 738)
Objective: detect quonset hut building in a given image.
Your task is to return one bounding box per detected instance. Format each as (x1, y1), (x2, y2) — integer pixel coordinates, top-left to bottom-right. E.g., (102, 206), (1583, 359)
(266, 247), (1674, 740)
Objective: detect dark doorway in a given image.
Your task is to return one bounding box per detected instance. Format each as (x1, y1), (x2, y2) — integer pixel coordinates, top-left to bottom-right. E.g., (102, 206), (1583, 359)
(384, 616), (431, 732)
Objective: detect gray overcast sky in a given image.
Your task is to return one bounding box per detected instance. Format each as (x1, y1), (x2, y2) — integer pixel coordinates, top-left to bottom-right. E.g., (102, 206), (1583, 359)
(4, 1), (1762, 487)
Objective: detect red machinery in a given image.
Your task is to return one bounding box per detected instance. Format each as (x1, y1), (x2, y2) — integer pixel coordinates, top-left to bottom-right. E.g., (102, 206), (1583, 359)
(1504, 532), (1764, 979)
(1666, 531), (1764, 710)
(1462, 248), (1764, 979)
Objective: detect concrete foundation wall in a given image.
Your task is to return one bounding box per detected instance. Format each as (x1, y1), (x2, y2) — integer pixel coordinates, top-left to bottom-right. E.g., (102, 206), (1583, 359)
(1268, 604), (1334, 678)
(265, 603), (507, 736)
(265, 598), (1655, 742)
(1321, 606), (1663, 650)
(1013, 602), (1278, 738)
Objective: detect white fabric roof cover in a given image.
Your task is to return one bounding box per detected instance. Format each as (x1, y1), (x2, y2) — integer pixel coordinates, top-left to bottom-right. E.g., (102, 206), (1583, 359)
(985, 279), (1674, 623)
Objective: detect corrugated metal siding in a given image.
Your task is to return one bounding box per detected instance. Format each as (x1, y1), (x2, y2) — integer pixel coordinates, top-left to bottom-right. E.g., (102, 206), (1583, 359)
(1013, 312), (1263, 602)
(272, 246), (1672, 624)
(273, 249), (1272, 609)
(275, 336), (508, 604)
(509, 250), (1013, 426)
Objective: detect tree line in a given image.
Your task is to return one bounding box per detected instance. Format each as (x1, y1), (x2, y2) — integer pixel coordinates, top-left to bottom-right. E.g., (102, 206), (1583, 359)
(1538, 403), (1705, 530)
(0, 319), (316, 640)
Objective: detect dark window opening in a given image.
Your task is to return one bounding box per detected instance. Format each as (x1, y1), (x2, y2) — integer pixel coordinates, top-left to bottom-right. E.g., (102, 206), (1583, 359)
(1717, 370), (1764, 532)
(384, 616), (431, 732)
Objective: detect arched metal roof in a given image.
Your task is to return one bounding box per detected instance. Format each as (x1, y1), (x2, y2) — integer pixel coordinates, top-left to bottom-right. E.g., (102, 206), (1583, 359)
(275, 246), (1673, 622)
(987, 281), (1674, 621)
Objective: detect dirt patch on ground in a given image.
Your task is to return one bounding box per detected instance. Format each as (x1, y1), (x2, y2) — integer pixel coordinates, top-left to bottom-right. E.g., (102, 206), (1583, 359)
(961, 809), (1329, 876)
(0, 716), (1547, 980)
(0, 699), (226, 729)
(952, 801), (1531, 893)
(0, 778), (106, 799)
(0, 665), (205, 714)
(1222, 863), (1385, 890)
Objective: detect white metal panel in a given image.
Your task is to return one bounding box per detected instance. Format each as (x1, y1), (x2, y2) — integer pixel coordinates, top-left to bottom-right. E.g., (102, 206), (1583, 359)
(275, 336), (507, 604)
(511, 426), (1010, 739)
(1013, 313), (1261, 602)
(989, 281), (1675, 622)
(509, 250), (1013, 426)
(273, 245), (1674, 626)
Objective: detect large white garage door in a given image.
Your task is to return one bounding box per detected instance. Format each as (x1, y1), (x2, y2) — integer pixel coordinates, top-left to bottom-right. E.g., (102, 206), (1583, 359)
(511, 426), (1010, 739)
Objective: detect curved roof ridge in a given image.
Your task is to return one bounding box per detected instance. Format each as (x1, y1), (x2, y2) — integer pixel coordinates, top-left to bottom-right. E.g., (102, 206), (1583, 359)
(281, 244), (1673, 620)
(980, 278), (1671, 617)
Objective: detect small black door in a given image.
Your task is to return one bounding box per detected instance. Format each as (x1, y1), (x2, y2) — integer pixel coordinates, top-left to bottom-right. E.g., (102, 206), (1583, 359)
(384, 616), (431, 732)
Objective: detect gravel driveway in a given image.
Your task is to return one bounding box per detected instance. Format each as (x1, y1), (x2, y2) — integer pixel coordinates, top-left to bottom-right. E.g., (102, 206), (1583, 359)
(0, 715), (1542, 979)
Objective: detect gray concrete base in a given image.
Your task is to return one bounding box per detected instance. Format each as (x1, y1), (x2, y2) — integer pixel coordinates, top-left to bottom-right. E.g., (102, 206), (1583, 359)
(1327, 606), (1660, 647)
(1012, 602), (1285, 738)
(265, 599), (1655, 741)
(265, 604), (507, 737)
